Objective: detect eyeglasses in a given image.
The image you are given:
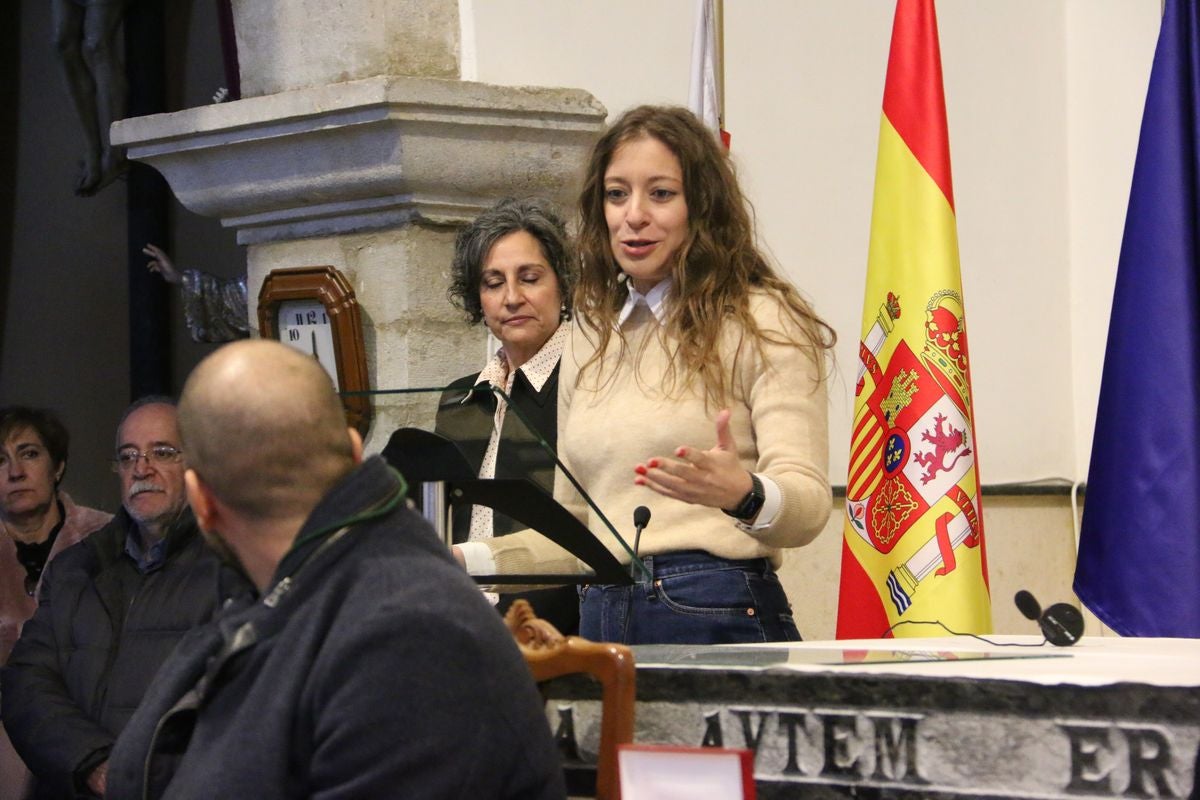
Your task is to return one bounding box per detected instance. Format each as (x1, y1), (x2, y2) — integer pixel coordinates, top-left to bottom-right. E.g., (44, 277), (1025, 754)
(112, 445), (184, 472)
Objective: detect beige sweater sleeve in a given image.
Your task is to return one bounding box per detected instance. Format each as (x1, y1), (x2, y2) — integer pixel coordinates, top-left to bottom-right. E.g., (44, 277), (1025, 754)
(739, 294), (832, 549)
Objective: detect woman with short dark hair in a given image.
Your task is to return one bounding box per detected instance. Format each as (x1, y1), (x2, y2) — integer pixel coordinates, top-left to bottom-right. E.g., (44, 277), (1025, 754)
(435, 197), (579, 635)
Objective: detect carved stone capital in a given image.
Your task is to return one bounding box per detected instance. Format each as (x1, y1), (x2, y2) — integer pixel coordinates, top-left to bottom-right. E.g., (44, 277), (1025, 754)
(111, 76), (606, 244)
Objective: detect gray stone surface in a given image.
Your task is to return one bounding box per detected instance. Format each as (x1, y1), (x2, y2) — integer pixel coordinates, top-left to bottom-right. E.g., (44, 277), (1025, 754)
(232, 0), (461, 97)
(243, 225), (480, 450)
(111, 69), (604, 452)
(544, 663), (1200, 798)
(111, 75), (605, 244)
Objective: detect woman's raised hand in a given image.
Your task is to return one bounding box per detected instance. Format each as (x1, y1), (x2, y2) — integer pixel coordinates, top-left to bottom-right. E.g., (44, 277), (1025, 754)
(633, 409), (753, 511)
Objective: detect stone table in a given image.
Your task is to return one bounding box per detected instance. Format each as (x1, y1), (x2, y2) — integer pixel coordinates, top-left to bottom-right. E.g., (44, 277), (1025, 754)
(543, 636), (1200, 798)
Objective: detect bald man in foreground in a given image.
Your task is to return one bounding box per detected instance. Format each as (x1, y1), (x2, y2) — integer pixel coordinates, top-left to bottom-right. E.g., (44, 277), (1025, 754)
(105, 340), (566, 799)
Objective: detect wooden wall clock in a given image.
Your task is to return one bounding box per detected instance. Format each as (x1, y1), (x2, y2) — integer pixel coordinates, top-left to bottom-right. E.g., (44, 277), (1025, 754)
(257, 266), (372, 436)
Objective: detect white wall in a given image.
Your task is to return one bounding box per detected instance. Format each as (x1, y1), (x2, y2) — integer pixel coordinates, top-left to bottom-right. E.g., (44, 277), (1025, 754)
(467, 0), (1161, 486)
(1065, 1), (1160, 477)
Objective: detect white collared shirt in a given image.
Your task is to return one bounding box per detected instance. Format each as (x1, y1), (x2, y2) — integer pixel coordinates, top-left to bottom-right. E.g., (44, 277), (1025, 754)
(617, 277), (672, 327)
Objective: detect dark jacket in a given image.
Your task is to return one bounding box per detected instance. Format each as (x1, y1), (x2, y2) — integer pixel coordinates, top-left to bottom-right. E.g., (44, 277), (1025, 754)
(0, 493), (111, 800)
(435, 367), (580, 635)
(106, 457), (566, 800)
(1, 509), (246, 799)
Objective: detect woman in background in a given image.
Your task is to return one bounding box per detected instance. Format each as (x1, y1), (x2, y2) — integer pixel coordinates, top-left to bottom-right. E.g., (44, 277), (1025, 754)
(458, 106), (836, 645)
(0, 406), (110, 800)
(435, 197), (579, 635)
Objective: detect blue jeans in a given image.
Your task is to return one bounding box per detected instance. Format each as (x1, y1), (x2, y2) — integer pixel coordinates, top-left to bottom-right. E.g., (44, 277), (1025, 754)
(578, 550), (801, 645)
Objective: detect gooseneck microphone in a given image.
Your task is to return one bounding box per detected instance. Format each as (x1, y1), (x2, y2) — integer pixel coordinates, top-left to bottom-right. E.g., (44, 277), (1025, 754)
(1014, 590), (1085, 647)
(630, 506), (651, 578)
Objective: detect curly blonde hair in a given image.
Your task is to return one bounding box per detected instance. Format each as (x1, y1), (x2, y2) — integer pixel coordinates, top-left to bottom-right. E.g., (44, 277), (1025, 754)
(574, 105), (835, 407)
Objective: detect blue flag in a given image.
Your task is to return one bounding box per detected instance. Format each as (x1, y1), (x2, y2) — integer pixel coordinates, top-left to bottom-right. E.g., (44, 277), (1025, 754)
(1074, 0), (1200, 638)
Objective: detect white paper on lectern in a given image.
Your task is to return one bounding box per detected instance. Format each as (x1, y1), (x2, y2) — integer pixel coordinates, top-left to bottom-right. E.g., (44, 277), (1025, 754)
(619, 746), (752, 800)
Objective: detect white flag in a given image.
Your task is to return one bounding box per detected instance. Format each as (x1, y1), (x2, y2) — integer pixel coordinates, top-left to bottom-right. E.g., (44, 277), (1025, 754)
(688, 0), (721, 134)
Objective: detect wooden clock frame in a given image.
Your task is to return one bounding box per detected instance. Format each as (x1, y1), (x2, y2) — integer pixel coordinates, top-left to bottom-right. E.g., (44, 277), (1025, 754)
(257, 266), (372, 436)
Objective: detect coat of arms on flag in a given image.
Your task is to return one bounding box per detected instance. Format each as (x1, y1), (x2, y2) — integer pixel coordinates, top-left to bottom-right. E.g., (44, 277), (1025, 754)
(847, 290), (982, 620)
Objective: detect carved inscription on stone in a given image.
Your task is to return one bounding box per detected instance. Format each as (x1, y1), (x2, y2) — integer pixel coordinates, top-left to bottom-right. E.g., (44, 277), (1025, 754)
(1062, 722), (1183, 797)
(548, 702), (1198, 797)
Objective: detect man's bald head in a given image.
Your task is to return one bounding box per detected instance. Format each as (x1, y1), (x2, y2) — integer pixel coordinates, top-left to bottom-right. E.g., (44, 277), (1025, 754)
(179, 340), (357, 521)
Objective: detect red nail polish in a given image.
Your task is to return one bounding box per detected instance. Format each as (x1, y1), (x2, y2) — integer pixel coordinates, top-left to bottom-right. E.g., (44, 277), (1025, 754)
(648, 459), (659, 469)
(635, 465), (647, 475)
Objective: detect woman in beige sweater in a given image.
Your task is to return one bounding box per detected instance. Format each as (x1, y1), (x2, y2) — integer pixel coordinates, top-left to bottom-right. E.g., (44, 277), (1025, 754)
(458, 105), (836, 645)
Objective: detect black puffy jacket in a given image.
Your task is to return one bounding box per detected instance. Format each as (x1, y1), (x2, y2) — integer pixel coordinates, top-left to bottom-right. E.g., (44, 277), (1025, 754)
(1, 509), (247, 799)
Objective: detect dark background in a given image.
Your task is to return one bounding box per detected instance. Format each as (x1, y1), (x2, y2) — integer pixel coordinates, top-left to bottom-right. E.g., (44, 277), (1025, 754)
(0, 0), (244, 512)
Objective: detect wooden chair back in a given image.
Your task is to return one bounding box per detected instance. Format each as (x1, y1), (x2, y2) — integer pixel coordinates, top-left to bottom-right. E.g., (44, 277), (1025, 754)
(505, 600), (636, 800)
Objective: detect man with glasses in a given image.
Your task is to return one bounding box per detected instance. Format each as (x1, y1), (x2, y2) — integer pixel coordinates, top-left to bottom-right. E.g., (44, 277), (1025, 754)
(2, 397), (249, 799)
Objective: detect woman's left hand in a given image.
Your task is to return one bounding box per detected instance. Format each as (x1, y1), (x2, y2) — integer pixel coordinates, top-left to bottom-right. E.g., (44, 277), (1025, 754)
(633, 409), (753, 510)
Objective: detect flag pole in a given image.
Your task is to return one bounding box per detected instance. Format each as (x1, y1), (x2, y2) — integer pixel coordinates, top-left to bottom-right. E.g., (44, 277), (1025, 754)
(715, 0), (725, 129)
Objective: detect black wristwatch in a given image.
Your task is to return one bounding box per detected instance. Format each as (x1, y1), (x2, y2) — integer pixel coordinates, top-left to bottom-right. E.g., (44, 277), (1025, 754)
(723, 473), (765, 522)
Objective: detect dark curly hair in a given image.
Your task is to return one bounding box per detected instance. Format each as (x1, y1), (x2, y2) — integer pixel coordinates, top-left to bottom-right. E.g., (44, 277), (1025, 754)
(447, 197), (574, 324)
(0, 406), (70, 480)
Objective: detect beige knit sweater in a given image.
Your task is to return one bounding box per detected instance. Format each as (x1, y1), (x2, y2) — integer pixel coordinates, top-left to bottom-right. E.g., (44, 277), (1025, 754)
(487, 290), (831, 577)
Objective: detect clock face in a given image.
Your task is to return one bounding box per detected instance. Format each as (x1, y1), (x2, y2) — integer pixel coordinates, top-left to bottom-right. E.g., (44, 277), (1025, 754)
(258, 266), (370, 436)
(278, 299), (340, 390)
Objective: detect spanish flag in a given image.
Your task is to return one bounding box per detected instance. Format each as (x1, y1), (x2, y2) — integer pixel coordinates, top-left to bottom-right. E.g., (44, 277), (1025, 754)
(836, 0), (991, 639)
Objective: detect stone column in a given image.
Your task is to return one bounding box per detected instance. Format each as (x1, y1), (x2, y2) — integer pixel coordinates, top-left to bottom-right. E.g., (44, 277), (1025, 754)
(111, 0), (605, 445)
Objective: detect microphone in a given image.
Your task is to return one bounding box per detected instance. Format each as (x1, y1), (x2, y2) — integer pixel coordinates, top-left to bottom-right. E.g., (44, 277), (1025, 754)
(630, 506), (651, 578)
(1014, 590), (1084, 647)
(633, 505), (651, 531)
(1014, 589), (1042, 621)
